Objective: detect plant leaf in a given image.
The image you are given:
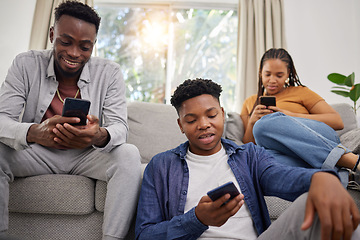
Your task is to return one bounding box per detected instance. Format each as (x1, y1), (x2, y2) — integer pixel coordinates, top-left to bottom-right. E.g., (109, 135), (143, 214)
(331, 90), (350, 97)
(349, 83), (360, 102)
(331, 86), (350, 91)
(344, 72), (355, 87)
(327, 73), (347, 85)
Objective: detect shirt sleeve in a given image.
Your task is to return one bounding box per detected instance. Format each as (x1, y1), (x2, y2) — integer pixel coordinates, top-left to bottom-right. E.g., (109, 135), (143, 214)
(240, 95), (257, 117)
(92, 64), (128, 152)
(252, 144), (337, 201)
(0, 53), (33, 150)
(135, 161), (208, 240)
(300, 86), (324, 111)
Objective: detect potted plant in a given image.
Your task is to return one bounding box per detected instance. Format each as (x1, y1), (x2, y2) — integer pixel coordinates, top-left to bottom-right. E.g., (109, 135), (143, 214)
(327, 72), (360, 114)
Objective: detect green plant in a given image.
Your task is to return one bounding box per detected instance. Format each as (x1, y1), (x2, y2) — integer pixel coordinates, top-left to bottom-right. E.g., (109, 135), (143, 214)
(327, 72), (360, 114)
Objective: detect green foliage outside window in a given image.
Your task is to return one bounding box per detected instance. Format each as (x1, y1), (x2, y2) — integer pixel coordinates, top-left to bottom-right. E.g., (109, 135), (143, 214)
(95, 5), (237, 111)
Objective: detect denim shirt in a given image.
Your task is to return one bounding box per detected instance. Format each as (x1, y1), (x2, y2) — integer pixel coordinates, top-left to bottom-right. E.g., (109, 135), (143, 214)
(135, 138), (324, 239)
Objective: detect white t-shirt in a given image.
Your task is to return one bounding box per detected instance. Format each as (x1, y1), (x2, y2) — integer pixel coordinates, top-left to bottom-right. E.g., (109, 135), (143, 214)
(184, 145), (257, 240)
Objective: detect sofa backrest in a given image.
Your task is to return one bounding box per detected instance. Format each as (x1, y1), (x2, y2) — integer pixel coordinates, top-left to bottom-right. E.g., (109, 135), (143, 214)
(127, 101), (357, 163)
(127, 101), (187, 164)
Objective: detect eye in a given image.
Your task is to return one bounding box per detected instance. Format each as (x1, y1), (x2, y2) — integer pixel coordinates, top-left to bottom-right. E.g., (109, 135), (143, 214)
(208, 113), (217, 118)
(60, 40), (70, 46)
(81, 47), (90, 51)
(187, 119), (196, 124)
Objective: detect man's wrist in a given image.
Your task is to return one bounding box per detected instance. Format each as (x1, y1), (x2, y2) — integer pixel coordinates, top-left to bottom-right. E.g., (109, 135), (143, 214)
(26, 124), (38, 143)
(93, 127), (110, 147)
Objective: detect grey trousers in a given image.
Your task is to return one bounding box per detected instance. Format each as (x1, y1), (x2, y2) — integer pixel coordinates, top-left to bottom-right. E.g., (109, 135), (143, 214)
(0, 142), (142, 240)
(258, 193), (360, 239)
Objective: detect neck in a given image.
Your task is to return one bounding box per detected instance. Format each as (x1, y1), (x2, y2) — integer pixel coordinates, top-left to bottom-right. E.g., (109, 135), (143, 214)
(54, 63), (81, 86)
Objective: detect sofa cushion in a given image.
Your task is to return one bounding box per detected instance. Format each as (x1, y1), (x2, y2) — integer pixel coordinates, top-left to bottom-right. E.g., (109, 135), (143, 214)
(95, 180), (106, 212)
(9, 175), (95, 215)
(127, 102), (187, 164)
(224, 112), (244, 146)
(9, 212), (103, 240)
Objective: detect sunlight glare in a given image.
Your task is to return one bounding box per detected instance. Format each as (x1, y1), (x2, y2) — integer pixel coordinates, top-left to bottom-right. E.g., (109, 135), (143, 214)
(142, 19), (168, 49)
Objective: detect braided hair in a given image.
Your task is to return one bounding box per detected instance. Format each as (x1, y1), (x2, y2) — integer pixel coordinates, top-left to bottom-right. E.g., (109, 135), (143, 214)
(250, 48), (304, 115)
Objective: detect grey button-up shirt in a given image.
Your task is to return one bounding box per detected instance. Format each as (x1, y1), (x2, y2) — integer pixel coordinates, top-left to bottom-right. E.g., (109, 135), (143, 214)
(0, 50), (128, 152)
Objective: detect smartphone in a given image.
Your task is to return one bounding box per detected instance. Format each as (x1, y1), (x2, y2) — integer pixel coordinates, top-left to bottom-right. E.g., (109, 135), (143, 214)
(207, 182), (240, 203)
(62, 98), (91, 125)
(259, 96), (276, 107)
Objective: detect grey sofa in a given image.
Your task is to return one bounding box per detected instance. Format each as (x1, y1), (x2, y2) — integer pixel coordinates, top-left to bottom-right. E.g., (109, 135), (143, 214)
(7, 102), (360, 239)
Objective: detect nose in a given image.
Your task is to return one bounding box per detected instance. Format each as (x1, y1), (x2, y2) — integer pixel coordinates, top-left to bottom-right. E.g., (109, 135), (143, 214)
(269, 75), (277, 83)
(198, 117), (210, 130)
(67, 46), (81, 58)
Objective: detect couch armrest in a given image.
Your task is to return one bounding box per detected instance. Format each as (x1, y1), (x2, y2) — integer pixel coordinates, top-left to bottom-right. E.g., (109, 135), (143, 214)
(340, 128), (360, 154)
(331, 103), (358, 137)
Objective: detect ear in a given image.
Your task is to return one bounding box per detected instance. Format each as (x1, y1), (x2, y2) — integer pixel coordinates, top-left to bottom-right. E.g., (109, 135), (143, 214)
(177, 118), (184, 134)
(221, 107), (225, 123)
(49, 26), (54, 43)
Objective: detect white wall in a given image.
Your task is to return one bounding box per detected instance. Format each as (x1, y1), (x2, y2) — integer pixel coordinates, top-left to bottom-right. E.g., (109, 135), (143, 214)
(283, 0), (360, 106)
(0, 0), (359, 108)
(0, 0), (36, 84)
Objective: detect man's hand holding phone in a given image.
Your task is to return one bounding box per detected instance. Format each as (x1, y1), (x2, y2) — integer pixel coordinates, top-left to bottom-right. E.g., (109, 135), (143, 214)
(53, 114), (109, 149)
(194, 182), (244, 227)
(26, 115), (79, 149)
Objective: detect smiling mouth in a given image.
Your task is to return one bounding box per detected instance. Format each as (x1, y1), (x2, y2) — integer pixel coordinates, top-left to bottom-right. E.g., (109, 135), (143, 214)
(63, 57), (80, 66)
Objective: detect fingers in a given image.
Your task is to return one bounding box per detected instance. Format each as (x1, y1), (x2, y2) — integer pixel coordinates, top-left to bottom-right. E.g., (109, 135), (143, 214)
(301, 200), (315, 231)
(87, 115), (99, 124)
(195, 194), (244, 227)
(254, 105), (273, 115)
(215, 194), (244, 214)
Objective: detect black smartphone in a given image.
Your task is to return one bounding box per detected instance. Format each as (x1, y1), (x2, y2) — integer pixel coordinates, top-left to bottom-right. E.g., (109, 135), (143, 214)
(259, 96), (276, 107)
(62, 98), (91, 125)
(207, 182), (240, 203)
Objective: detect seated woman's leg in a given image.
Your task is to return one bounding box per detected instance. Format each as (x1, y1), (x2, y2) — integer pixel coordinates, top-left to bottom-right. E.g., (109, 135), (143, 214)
(253, 112), (354, 186)
(253, 112), (350, 169)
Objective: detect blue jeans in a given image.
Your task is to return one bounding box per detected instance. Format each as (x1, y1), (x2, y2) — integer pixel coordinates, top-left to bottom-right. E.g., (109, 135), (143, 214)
(253, 112), (350, 186)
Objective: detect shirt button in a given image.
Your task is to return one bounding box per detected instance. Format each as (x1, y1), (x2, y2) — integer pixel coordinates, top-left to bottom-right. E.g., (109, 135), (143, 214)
(182, 190), (187, 195)
(40, 109), (44, 113)
(50, 91), (54, 95)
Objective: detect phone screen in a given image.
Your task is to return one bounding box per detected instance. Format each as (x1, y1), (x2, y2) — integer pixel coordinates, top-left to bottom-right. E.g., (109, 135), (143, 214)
(259, 96), (276, 107)
(62, 98), (91, 125)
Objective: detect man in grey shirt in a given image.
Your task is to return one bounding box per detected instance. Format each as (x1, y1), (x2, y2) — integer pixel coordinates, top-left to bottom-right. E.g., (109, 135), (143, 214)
(0, 2), (141, 240)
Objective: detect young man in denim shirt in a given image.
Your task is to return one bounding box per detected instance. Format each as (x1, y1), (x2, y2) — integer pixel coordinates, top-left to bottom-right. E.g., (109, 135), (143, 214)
(135, 78), (360, 239)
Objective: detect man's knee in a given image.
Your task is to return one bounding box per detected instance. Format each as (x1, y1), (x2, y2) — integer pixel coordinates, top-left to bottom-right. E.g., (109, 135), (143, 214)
(0, 143), (14, 182)
(108, 143), (141, 173)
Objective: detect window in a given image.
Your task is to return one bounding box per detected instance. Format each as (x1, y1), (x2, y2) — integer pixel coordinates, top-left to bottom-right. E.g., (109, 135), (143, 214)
(95, 2), (238, 112)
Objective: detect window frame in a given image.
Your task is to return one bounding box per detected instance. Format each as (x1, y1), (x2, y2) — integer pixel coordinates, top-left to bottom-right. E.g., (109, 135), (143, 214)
(94, 0), (238, 108)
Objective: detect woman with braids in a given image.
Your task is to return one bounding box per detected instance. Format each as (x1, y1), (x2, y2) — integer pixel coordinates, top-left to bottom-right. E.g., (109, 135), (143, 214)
(240, 48), (360, 187)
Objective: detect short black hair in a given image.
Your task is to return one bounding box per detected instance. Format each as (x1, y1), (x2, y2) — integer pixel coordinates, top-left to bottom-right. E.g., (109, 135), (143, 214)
(170, 78), (222, 113)
(54, 1), (101, 34)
